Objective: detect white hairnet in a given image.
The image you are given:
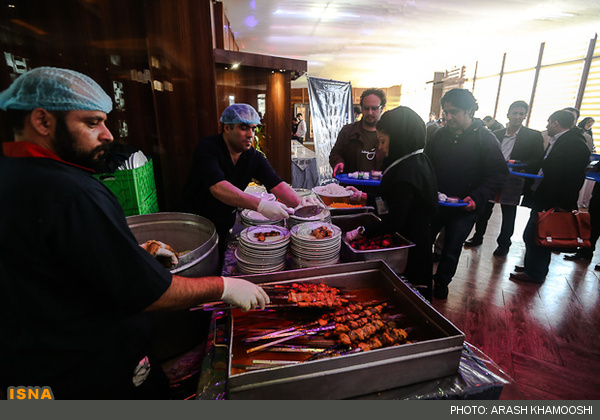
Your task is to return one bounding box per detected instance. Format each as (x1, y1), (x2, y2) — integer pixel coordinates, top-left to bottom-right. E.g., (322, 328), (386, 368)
(0, 67), (112, 113)
(220, 103), (261, 125)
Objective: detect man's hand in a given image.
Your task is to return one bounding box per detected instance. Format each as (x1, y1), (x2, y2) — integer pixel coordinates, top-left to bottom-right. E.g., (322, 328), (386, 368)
(333, 162), (345, 177)
(257, 199), (294, 220)
(463, 196), (476, 211)
(221, 277), (270, 312)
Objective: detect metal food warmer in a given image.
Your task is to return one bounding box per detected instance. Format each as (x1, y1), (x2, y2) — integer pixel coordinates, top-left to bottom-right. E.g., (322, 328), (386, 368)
(197, 260), (465, 400)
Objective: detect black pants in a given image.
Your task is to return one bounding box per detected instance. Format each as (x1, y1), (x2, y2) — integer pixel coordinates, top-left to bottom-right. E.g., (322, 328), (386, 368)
(472, 201), (517, 248)
(430, 208), (479, 287)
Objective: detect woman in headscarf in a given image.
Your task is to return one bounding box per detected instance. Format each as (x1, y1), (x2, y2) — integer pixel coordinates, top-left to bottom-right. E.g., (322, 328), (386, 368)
(346, 106), (438, 302)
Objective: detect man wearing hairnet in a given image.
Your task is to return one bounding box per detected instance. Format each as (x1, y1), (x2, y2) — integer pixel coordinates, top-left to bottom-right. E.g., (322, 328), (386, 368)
(180, 103), (308, 257)
(0, 67), (269, 399)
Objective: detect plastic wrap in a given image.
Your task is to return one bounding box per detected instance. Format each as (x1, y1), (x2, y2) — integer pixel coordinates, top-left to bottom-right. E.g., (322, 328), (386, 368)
(306, 76), (354, 186)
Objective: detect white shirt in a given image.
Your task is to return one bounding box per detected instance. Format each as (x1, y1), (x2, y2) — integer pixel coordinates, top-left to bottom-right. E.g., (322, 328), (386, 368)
(500, 127), (520, 161)
(295, 120), (307, 138)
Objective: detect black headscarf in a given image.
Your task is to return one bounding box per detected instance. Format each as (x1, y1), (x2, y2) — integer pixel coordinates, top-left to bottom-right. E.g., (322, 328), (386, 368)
(376, 106), (426, 169)
(376, 106), (438, 212)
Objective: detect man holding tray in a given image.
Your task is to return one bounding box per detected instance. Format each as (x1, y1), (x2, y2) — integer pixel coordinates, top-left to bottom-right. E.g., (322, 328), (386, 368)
(425, 89), (508, 299)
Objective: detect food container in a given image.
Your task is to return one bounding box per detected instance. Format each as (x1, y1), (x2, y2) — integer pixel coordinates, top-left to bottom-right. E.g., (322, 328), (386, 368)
(127, 212), (220, 277)
(223, 260), (465, 399)
(127, 212), (219, 360)
(332, 213), (415, 273)
(312, 185), (353, 206)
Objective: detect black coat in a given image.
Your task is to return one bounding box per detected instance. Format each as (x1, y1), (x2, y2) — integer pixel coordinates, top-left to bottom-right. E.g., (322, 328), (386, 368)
(493, 126), (544, 174)
(424, 119), (509, 212)
(532, 129), (590, 211)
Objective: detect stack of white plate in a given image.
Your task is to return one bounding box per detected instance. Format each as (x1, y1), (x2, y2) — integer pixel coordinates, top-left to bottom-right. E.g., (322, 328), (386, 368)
(240, 209), (285, 228)
(289, 221), (342, 269)
(236, 225), (291, 274)
(287, 206), (332, 230)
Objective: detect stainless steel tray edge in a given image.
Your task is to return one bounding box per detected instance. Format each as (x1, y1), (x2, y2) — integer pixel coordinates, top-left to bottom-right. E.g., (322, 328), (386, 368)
(226, 261), (465, 399)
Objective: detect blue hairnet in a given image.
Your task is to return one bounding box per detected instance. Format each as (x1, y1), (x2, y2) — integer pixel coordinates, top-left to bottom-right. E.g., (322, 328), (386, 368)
(220, 103), (261, 125)
(0, 67), (112, 113)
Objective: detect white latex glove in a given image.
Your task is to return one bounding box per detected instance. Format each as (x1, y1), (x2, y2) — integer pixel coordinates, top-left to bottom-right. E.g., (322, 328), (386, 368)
(299, 196), (322, 207)
(332, 162), (345, 177)
(257, 199), (293, 220)
(221, 277), (270, 312)
(345, 227), (363, 242)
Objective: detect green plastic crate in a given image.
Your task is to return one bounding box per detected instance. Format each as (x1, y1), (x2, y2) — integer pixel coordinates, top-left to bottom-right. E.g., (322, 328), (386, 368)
(95, 159), (159, 216)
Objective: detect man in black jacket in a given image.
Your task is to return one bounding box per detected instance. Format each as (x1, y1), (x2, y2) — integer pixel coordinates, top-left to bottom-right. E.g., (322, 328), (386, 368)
(510, 110), (591, 284)
(425, 89), (508, 299)
(464, 101), (544, 256)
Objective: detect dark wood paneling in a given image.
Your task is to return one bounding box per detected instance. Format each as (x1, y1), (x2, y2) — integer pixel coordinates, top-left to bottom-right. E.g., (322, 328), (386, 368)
(266, 71), (292, 182)
(143, 0), (218, 210)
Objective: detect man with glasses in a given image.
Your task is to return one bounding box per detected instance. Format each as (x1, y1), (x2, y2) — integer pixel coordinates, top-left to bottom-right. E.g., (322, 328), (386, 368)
(329, 88), (386, 176)
(425, 89), (508, 299)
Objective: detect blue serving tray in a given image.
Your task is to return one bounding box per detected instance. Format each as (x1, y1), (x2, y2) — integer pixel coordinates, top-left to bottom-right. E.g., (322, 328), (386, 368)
(509, 170), (543, 179)
(335, 174), (381, 187)
(439, 200), (468, 207)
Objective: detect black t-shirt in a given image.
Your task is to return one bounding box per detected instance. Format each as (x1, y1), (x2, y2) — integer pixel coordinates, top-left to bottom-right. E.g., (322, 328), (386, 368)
(0, 155), (172, 398)
(179, 134), (283, 233)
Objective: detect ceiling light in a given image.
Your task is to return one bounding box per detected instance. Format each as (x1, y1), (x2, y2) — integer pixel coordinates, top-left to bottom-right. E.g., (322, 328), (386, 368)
(231, 63), (240, 70)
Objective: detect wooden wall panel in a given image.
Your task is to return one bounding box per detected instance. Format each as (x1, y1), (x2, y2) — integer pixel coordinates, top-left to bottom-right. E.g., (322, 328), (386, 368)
(266, 71), (292, 182)
(143, 0), (218, 210)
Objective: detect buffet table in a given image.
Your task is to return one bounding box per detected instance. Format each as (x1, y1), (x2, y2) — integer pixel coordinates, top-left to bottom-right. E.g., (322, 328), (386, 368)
(291, 140), (319, 190)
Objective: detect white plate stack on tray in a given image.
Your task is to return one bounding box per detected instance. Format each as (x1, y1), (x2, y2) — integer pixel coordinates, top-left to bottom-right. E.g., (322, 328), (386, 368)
(235, 225), (291, 274)
(289, 221), (342, 269)
(240, 209), (285, 228)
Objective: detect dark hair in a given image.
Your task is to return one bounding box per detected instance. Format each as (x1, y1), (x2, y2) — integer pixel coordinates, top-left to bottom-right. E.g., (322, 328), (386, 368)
(508, 100), (529, 114)
(296, 113), (303, 118)
(5, 109), (31, 132)
(549, 110), (575, 129)
(4, 109), (68, 134)
(578, 117), (596, 129)
(563, 107), (580, 119)
(441, 89), (478, 117)
(353, 105), (362, 115)
(360, 88), (386, 108)
(483, 116), (493, 122)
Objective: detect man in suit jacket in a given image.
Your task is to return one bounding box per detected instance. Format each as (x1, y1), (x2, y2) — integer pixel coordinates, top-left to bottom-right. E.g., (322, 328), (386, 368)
(465, 101), (544, 256)
(510, 110), (590, 284)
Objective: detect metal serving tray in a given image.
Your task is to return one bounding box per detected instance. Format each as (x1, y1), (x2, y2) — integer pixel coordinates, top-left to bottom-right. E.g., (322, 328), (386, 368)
(226, 261), (464, 400)
(332, 213), (415, 273)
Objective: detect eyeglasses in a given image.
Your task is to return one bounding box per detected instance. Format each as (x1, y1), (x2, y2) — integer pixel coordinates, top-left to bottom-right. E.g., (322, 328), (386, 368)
(362, 106), (382, 112)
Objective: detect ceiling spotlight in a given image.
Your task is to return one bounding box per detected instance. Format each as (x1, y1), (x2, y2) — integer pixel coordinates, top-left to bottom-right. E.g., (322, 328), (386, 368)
(231, 63), (240, 70)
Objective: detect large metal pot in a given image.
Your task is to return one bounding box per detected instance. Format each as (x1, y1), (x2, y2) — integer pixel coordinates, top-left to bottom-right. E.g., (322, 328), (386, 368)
(126, 212), (220, 277)
(126, 212), (219, 361)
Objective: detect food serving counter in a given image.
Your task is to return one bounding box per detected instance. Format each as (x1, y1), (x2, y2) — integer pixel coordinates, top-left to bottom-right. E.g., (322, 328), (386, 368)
(194, 261), (464, 399)
(194, 261), (509, 400)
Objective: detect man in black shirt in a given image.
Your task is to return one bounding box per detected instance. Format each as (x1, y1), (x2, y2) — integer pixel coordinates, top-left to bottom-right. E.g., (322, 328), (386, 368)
(180, 104), (303, 254)
(0, 67), (269, 399)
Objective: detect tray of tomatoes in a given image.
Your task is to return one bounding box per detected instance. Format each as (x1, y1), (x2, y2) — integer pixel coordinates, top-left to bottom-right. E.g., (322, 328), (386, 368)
(341, 232), (414, 273)
(348, 234), (395, 250)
